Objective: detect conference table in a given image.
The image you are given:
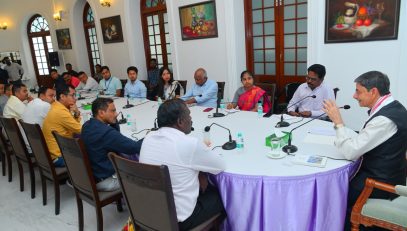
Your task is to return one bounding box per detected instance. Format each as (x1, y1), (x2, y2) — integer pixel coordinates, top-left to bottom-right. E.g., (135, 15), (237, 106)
(77, 95), (358, 231)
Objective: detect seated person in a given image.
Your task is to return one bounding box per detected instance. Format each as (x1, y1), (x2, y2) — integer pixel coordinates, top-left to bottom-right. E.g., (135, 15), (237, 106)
(98, 66), (122, 96)
(227, 70), (271, 112)
(155, 67), (183, 100)
(22, 86), (55, 127)
(180, 68), (218, 108)
(124, 66), (146, 98)
(62, 72), (81, 88)
(76, 71), (99, 91)
(51, 69), (68, 92)
(288, 64), (334, 118)
(140, 99), (226, 230)
(82, 98), (143, 191)
(65, 63), (79, 77)
(3, 83), (31, 120)
(42, 85), (82, 167)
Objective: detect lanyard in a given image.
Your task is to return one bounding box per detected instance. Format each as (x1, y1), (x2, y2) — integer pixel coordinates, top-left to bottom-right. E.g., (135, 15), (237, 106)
(104, 77), (112, 91)
(369, 93), (391, 116)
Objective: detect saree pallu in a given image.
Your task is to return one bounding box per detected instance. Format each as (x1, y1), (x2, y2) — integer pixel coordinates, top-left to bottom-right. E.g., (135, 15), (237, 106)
(237, 86), (271, 112)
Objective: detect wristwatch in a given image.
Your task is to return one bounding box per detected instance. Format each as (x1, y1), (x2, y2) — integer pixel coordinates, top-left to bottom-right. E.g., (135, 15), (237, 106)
(334, 123), (344, 129)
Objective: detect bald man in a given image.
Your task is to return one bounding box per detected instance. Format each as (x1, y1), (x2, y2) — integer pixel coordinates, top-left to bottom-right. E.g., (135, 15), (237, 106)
(180, 68), (218, 108)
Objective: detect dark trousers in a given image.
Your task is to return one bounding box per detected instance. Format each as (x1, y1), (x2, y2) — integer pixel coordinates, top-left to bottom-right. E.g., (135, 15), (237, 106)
(178, 185), (225, 231)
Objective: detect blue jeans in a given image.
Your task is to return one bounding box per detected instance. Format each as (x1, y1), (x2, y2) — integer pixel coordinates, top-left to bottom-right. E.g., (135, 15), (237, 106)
(53, 157), (65, 167)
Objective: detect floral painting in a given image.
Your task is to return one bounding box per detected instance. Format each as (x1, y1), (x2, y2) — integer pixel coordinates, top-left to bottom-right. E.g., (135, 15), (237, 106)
(179, 1), (218, 40)
(325, 0), (400, 43)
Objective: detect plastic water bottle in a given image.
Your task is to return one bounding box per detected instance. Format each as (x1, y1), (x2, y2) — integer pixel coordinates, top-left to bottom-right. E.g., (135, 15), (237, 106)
(220, 99), (226, 113)
(236, 132), (244, 153)
(126, 114), (137, 132)
(257, 102), (263, 117)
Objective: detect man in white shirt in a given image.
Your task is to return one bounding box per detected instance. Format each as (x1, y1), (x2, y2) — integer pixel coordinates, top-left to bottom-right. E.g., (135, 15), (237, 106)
(140, 99), (226, 230)
(22, 87), (55, 127)
(3, 83), (31, 119)
(288, 64), (334, 118)
(76, 71), (99, 91)
(323, 71), (407, 230)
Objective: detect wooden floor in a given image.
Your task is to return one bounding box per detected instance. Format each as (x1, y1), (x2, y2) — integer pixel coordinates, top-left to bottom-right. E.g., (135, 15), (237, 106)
(0, 157), (128, 231)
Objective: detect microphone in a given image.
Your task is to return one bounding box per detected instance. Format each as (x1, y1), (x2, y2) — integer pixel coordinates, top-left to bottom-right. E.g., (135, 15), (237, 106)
(204, 123), (236, 150)
(123, 94), (135, 109)
(273, 95), (316, 127)
(116, 111), (127, 124)
(282, 105), (351, 154)
(151, 118), (158, 131)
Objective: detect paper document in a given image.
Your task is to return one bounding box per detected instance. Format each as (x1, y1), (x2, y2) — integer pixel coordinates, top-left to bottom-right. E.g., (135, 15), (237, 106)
(303, 133), (335, 145)
(308, 127), (336, 136)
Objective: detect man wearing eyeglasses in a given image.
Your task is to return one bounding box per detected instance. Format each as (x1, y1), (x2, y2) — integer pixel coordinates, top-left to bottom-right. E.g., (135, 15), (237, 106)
(287, 64), (334, 118)
(43, 85), (82, 167)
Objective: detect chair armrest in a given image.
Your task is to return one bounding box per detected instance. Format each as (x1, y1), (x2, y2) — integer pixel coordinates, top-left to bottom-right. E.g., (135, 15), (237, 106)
(352, 178), (396, 215)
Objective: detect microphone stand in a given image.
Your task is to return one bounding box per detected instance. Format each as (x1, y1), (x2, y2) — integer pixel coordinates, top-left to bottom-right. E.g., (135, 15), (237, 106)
(282, 105), (350, 154)
(116, 111), (127, 124)
(204, 123), (236, 150)
(123, 95), (135, 109)
(275, 95), (316, 128)
(212, 97), (225, 117)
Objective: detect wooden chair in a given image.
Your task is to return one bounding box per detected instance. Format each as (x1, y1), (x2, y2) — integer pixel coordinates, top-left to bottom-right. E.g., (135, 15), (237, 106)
(351, 178), (407, 231)
(276, 82), (302, 113)
(178, 80), (187, 95)
(0, 125), (13, 182)
(120, 79), (127, 97)
(52, 132), (123, 231)
(141, 79), (148, 88)
(217, 81), (225, 99)
(108, 152), (223, 231)
(257, 82), (277, 114)
(20, 121), (68, 215)
(0, 117), (37, 198)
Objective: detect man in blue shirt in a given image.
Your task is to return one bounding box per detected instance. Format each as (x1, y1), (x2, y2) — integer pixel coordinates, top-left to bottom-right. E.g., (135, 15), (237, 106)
(98, 66), (122, 96)
(124, 66), (147, 98)
(180, 68), (218, 108)
(147, 59), (159, 99)
(82, 98), (143, 191)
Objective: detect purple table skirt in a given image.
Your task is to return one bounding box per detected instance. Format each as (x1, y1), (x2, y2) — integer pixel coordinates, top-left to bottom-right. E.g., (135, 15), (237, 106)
(213, 162), (359, 231)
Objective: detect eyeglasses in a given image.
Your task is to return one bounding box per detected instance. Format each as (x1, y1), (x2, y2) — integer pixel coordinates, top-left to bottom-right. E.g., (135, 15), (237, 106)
(306, 76), (319, 82)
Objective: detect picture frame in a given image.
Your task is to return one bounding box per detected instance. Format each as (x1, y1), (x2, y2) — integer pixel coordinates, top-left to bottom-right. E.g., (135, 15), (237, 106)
(100, 15), (124, 43)
(56, 28), (72, 49)
(325, 0), (400, 43)
(179, 0), (218, 40)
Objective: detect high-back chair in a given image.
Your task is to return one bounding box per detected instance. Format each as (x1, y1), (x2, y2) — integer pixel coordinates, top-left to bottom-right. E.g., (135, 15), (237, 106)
(0, 124), (13, 182)
(20, 121), (68, 215)
(178, 80), (187, 95)
(217, 81), (225, 99)
(257, 82), (277, 114)
(351, 178), (407, 231)
(0, 117), (37, 198)
(52, 132), (123, 231)
(108, 152), (223, 231)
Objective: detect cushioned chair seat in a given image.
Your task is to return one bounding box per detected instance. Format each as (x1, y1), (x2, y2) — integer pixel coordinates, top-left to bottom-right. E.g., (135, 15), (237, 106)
(361, 196), (407, 227)
(98, 190), (123, 202)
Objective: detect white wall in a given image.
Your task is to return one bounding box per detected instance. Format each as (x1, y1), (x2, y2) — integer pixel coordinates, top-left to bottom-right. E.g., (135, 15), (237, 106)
(308, 1), (407, 130)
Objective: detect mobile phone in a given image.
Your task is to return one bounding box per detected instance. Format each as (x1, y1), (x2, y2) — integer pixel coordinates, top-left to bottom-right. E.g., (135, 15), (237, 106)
(203, 108), (213, 112)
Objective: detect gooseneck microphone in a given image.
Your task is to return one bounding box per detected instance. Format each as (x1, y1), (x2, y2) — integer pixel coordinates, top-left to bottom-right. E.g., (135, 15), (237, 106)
(282, 105), (351, 154)
(204, 123), (236, 150)
(116, 111), (127, 124)
(274, 95), (317, 127)
(123, 95), (135, 109)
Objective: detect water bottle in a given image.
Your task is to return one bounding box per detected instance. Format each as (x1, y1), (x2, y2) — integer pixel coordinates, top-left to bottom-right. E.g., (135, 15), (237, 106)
(220, 99), (226, 113)
(126, 114), (137, 132)
(236, 132), (244, 153)
(257, 102), (263, 117)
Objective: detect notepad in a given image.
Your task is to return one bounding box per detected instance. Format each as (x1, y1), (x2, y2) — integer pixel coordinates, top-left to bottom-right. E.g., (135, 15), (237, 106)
(292, 154), (327, 168)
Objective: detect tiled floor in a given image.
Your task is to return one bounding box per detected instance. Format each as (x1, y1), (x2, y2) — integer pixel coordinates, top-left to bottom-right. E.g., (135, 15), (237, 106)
(0, 158), (128, 231)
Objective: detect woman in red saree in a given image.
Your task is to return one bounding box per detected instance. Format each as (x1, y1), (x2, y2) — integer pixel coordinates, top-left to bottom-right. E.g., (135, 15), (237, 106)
(227, 70), (272, 112)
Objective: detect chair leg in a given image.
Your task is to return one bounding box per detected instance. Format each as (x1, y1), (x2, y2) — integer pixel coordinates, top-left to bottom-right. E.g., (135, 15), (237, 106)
(75, 193), (84, 231)
(7, 153), (12, 182)
(351, 222), (359, 231)
(41, 175), (47, 206)
(1, 151), (5, 176)
(54, 180), (61, 215)
(116, 199), (123, 212)
(96, 206), (103, 231)
(17, 161), (24, 192)
(29, 166), (36, 199)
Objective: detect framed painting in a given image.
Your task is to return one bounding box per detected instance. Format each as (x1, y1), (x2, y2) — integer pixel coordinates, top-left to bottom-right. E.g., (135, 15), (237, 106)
(56, 28), (72, 49)
(179, 1), (218, 40)
(100, 15), (124, 43)
(325, 0), (400, 43)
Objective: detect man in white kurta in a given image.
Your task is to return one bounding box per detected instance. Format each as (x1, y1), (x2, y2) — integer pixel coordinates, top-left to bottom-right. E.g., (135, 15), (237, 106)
(139, 99), (225, 230)
(3, 83), (31, 119)
(22, 87), (55, 127)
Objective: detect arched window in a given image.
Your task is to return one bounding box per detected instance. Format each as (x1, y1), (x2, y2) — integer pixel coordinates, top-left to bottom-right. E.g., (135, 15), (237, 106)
(141, 0), (172, 69)
(27, 14), (54, 87)
(83, 2), (101, 77)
